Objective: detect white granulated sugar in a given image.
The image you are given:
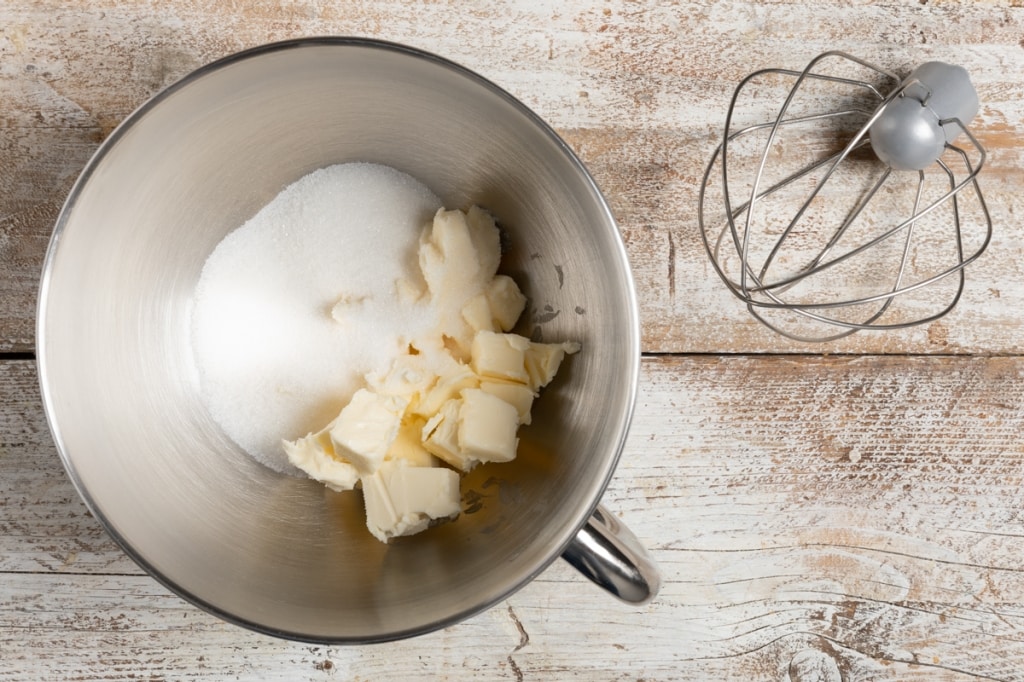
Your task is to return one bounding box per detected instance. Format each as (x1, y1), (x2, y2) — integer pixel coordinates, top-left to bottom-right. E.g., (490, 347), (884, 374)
(191, 163), (442, 472)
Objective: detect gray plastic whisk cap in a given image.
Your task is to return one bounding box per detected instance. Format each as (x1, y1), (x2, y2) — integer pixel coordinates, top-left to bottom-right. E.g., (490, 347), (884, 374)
(869, 61), (980, 171)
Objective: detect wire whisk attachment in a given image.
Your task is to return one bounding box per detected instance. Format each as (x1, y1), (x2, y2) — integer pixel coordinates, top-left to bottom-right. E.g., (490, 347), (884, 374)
(698, 51), (992, 342)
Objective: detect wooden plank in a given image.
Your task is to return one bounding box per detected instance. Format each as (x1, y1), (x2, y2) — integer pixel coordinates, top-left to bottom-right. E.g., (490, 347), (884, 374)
(5, 355), (1024, 679)
(3, 1), (1024, 677)
(617, 352), (1024, 680)
(0, 361), (136, 574)
(0, 571), (1004, 681)
(1, 1), (1023, 353)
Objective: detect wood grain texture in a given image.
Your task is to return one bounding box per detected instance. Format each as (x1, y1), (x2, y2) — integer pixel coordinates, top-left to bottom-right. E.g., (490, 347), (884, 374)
(5, 355), (1024, 680)
(1, 0), (1022, 352)
(4, 1), (1024, 680)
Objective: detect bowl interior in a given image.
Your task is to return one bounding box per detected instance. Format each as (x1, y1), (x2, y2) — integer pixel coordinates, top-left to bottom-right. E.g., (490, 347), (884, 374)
(38, 39), (638, 641)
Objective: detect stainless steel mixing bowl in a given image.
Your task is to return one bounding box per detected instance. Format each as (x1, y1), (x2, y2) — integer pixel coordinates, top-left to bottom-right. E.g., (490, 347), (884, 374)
(38, 37), (659, 642)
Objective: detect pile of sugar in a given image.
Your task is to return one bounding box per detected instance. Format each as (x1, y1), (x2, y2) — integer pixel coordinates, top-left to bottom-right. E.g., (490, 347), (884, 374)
(191, 163), (442, 472)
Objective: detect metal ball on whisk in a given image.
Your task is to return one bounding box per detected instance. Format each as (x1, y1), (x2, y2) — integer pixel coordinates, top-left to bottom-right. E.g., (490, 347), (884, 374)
(698, 51), (992, 342)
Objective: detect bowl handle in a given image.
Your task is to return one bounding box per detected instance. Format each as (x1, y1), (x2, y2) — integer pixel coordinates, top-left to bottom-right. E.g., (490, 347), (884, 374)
(561, 504), (661, 604)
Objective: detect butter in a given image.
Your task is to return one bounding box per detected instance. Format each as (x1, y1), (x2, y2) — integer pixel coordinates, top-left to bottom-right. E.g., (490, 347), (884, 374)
(461, 293), (496, 333)
(329, 389), (408, 476)
(419, 207), (505, 360)
(465, 205), (501, 281)
(524, 340), (582, 392)
(457, 388), (519, 465)
(485, 275), (527, 332)
(284, 204), (580, 543)
(421, 398), (462, 467)
(420, 389), (519, 471)
(282, 427), (360, 492)
(462, 275), (527, 334)
(362, 461), (461, 542)
(470, 330), (531, 384)
(420, 208), (483, 296)
(478, 379), (536, 425)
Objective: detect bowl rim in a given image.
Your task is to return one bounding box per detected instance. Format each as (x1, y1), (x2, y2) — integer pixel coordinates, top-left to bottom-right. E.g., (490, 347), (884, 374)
(36, 35), (642, 643)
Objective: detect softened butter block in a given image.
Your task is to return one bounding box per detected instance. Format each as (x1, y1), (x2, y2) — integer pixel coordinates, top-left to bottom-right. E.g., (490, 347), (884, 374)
(282, 428), (360, 492)
(421, 398), (464, 469)
(465, 205), (501, 282)
(524, 340), (582, 391)
(361, 471), (400, 542)
(478, 379), (536, 425)
(485, 275), (527, 332)
(330, 389), (408, 476)
(470, 330), (530, 384)
(419, 208), (482, 299)
(458, 388), (519, 464)
(389, 465), (461, 520)
(461, 293), (496, 333)
(362, 462), (461, 543)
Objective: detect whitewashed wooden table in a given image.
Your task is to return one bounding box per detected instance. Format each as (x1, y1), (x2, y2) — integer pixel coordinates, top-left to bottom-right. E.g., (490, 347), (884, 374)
(3, 1), (1024, 679)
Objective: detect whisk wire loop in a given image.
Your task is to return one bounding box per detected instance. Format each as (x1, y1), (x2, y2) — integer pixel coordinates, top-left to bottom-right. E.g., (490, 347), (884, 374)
(698, 52), (992, 342)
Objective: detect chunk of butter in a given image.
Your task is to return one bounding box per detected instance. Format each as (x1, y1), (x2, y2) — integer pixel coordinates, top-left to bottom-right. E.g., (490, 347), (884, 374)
(485, 275), (527, 332)
(470, 330), (531, 384)
(461, 293), (496, 334)
(420, 389), (520, 471)
(465, 205), (501, 281)
(458, 388), (519, 465)
(421, 397), (462, 467)
(478, 378), (536, 425)
(420, 208), (484, 300)
(282, 427), (360, 493)
(329, 389), (408, 476)
(524, 340), (582, 392)
(419, 207), (506, 360)
(362, 461), (461, 543)
(462, 275), (527, 334)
